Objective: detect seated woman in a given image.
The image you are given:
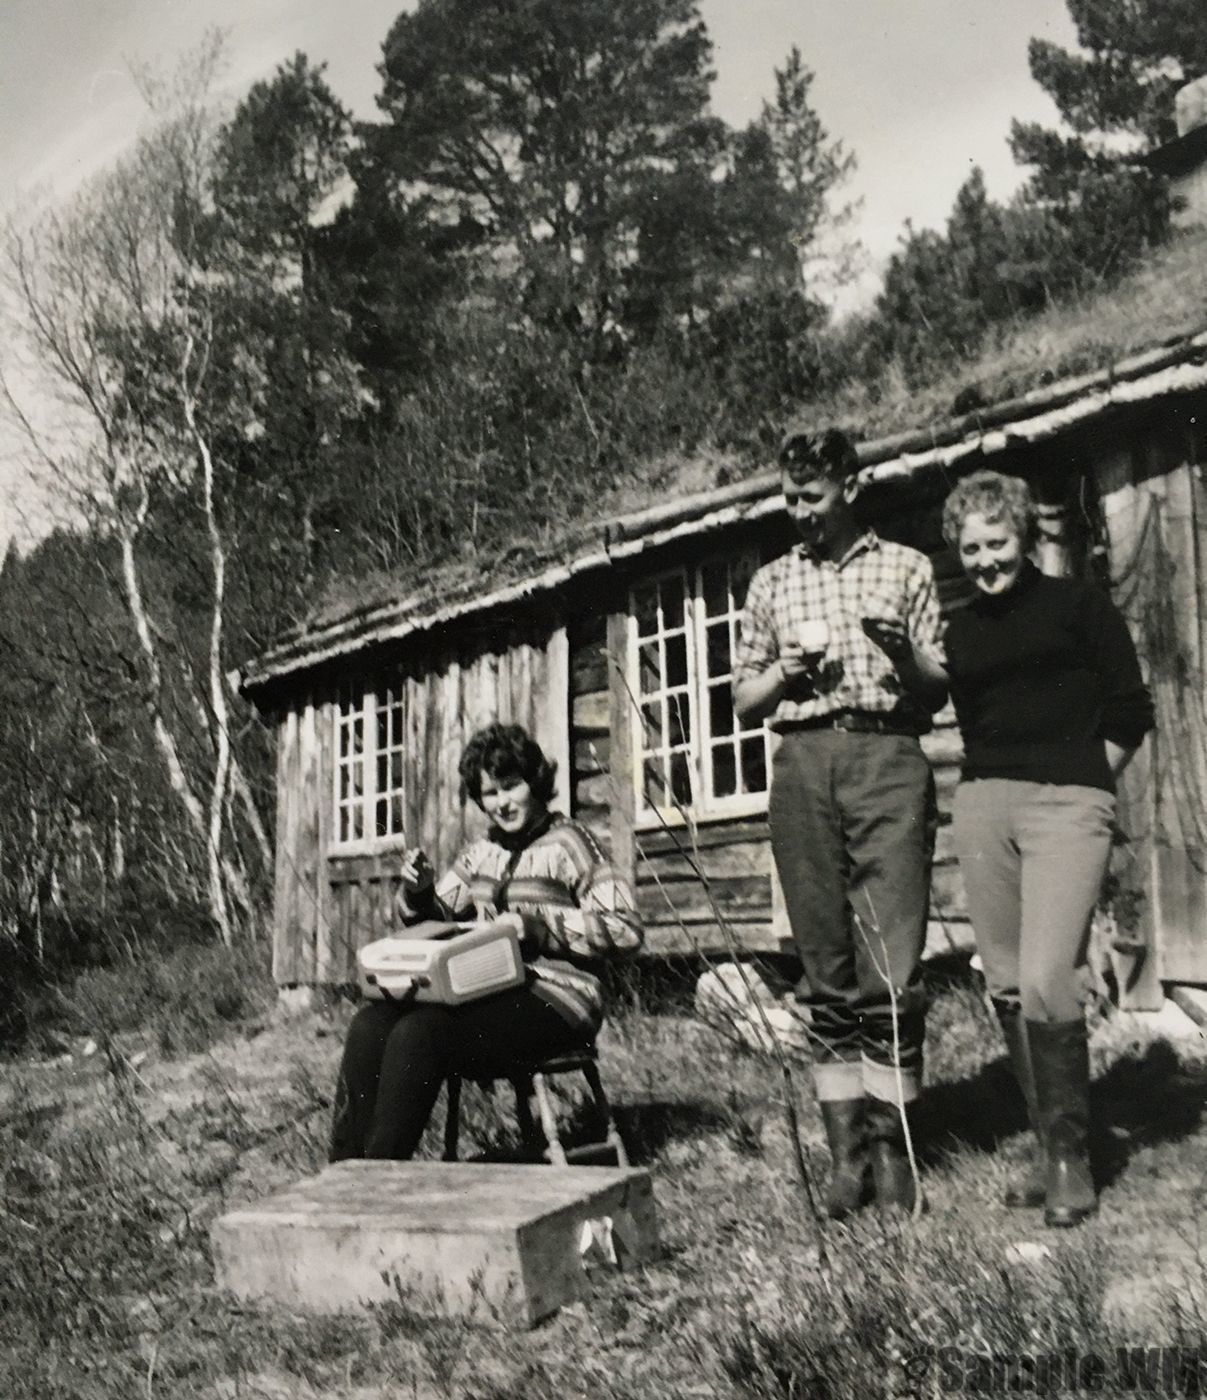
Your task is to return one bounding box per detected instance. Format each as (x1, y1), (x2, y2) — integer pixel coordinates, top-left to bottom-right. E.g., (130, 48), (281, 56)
(941, 470), (1154, 1226)
(329, 722), (643, 1161)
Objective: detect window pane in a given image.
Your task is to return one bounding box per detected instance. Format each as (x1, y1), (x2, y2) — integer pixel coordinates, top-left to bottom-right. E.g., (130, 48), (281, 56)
(706, 623), (730, 679)
(660, 578), (685, 630)
(670, 751), (693, 807)
(665, 633), (688, 687)
(730, 556), (756, 610)
(709, 682), (734, 737)
(641, 699), (664, 747)
(713, 742), (737, 799)
(667, 692), (692, 748)
(701, 560), (728, 617)
(638, 640), (661, 697)
(634, 584), (658, 637)
(643, 755), (667, 805)
(741, 735), (768, 794)
(376, 796), (389, 838)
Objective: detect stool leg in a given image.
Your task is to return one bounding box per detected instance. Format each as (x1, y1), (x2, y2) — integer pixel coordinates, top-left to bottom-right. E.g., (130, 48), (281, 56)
(442, 1076), (462, 1162)
(511, 1075), (544, 1160)
(583, 1060), (628, 1167)
(532, 1073), (568, 1166)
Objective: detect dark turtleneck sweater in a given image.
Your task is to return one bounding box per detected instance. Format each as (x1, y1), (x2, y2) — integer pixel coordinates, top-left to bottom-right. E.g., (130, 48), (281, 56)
(943, 561), (1154, 792)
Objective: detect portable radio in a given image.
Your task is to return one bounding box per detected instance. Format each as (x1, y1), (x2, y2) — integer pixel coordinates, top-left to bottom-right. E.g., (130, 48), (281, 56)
(357, 919), (526, 1006)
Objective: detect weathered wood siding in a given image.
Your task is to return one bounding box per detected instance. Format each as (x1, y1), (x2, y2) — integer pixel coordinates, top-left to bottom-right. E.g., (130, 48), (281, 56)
(272, 619), (570, 986)
(272, 696), (334, 985)
(1097, 407), (1207, 993)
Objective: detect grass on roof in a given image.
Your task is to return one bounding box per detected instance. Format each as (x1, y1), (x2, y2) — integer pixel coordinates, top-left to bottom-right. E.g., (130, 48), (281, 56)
(304, 229), (1207, 639)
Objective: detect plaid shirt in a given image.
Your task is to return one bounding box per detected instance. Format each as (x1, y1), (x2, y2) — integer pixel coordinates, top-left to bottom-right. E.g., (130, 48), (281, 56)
(733, 531), (945, 731)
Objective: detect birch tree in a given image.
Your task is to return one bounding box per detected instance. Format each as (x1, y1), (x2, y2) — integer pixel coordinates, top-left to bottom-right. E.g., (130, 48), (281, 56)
(2, 40), (270, 944)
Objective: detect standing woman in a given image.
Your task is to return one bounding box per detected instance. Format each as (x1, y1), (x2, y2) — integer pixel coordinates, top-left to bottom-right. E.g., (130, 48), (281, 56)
(330, 722), (642, 1162)
(941, 471), (1153, 1227)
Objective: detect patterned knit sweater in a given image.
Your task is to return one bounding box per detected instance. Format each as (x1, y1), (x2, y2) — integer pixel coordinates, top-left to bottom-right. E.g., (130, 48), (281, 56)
(403, 814), (642, 1035)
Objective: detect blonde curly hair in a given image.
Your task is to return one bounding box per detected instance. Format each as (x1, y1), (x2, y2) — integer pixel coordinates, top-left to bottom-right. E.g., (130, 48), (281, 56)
(942, 470), (1038, 551)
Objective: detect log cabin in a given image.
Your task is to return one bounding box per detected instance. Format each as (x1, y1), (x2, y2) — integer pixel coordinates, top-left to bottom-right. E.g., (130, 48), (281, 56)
(238, 296), (1207, 1011)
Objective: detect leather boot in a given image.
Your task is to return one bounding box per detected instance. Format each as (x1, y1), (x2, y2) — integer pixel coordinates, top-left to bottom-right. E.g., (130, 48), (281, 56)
(865, 1096), (922, 1213)
(992, 1000), (1046, 1208)
(818, 1098), (872, 1220)
(1027, 1018), (1097, 1228)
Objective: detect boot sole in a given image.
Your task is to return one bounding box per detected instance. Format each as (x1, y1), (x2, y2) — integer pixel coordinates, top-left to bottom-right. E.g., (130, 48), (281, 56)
(1044, 1203), (1097, 1228)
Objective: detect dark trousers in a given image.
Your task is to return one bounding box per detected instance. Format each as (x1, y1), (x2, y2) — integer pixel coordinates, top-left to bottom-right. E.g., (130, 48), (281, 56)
(329, 986), (591, 1161)
(769, 729), (934, 1102)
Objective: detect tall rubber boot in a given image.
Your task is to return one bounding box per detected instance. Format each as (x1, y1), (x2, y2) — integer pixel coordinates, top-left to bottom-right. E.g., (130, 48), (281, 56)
(818, 1098), (872, 1221)
(864, 1096), (922, 1213)
(992, 1000), (1046, 1208)
(1027, 1018), (1097, 1228)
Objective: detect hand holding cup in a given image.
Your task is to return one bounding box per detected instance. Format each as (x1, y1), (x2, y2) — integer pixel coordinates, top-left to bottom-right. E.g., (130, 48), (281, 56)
(781, 620), (829, 682)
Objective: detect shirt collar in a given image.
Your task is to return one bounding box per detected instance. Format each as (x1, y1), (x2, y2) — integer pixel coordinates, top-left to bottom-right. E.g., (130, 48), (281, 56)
(794, 529), (880, 568)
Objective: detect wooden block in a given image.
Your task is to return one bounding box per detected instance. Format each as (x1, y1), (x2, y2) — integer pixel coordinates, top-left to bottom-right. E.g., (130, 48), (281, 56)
(212, 1161), (658, 1327)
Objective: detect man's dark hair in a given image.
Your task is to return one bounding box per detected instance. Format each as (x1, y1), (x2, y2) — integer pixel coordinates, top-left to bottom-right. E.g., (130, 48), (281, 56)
(779, 426), (860, 484)
(459, 722), (557, 807)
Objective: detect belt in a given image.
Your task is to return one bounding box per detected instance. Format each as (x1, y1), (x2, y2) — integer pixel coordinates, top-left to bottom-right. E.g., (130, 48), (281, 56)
(777, 711), (920, 738)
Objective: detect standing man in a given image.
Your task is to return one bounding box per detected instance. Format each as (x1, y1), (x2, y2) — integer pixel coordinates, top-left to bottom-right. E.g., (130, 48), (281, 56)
(733, 427), (947, 1216)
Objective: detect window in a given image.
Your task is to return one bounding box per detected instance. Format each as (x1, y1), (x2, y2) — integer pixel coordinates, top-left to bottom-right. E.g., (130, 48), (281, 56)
(334, 680), (406, 847)
(629, 551), (771, 821)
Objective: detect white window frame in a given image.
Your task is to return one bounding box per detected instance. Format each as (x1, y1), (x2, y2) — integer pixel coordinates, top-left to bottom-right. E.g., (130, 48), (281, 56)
(627, 550), (773, 828)
(331, 678), (408, 852)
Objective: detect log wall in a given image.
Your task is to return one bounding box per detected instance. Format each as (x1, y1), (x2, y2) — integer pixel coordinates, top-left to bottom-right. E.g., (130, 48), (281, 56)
(272, 616), (569, 986)
(1096, 402), (1207, 996)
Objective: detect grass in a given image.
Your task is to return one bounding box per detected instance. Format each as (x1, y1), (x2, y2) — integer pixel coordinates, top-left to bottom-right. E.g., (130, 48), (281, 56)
(3, 944), (1207, 1398)
(295, 227), (1207, 651)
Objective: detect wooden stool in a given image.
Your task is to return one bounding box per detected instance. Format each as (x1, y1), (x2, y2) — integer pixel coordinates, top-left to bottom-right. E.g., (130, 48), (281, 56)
(442, 1048), (628, 1167)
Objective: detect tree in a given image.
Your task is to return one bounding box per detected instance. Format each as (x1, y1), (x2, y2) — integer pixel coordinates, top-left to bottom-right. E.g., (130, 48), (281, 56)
(2, 37), (277, 945)
(370, 0), (722, 342)
(1009, 0), (1205, 282)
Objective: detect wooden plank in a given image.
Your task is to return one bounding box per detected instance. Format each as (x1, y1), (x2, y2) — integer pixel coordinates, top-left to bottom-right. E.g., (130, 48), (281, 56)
(538, 623), (572, 819)
(272, 708), (301, 985)
(637, 874), (771, 925)
(296, 698), (321, 986)
(930, 859), (968, 925)
(640, 920), (792, 957)
(638, 815), (768, 856)
(921, 720), (963, 768)
(576, 805), (610, 848)
(313, 694), (338, 982)
(438, 655), (464, 864)
(637, 839), (772, 884)
(327, 851), (410, 884)
(606, 611), (636, 884)
(570, 632), (609, 698)
(572, 689), (609, 734)
(575, 773), (612, 809)
(573, 730), (609, 777)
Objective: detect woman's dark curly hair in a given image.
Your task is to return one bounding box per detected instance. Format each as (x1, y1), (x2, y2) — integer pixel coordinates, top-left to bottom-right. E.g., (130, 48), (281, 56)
(459, 722), (557, 808)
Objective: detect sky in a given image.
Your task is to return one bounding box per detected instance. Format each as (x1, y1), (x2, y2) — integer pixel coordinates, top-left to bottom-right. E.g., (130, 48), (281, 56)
(0, 0), (1080, 545)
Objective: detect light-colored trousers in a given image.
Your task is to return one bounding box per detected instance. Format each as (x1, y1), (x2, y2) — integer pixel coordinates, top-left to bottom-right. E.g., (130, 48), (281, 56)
(952, 779), (1115, 1023)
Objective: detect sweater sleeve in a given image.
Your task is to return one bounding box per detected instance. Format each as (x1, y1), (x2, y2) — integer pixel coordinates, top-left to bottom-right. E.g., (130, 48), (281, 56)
(529, 822), (643, 960)
(1082, 586), (1155, 746)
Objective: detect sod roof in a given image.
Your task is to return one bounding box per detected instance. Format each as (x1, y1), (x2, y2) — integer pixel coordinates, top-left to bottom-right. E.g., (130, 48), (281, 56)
(240, 229), (1207, 697)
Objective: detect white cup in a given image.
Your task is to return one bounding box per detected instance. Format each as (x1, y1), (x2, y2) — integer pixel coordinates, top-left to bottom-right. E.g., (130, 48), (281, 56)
(798, 620), (831, 656)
